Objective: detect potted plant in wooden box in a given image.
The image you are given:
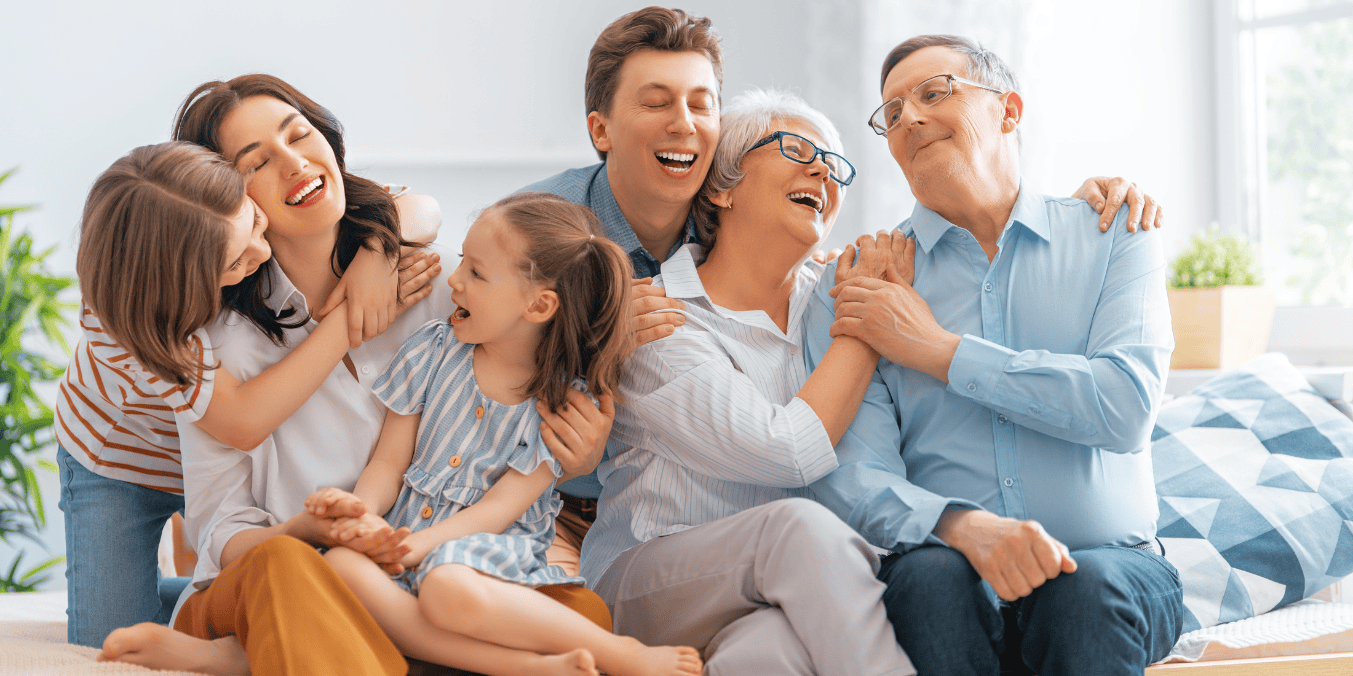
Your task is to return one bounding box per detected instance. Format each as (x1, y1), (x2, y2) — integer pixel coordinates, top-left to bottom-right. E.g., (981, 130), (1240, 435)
(1167, 230), (1275, 370)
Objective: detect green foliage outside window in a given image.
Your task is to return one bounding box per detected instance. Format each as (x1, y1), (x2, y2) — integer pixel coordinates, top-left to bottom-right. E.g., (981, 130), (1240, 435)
(0, 168), (76, 592)
(1266, 17), (1353, 305)
(1169, 230), (1265, 289)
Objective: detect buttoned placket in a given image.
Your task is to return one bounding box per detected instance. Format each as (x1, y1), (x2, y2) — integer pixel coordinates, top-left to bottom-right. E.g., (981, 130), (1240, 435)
(960, 226), (1028, 520)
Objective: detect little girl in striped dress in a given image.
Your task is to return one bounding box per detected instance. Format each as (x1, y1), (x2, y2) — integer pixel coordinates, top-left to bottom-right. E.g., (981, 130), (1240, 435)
(305, 192), (702, 676)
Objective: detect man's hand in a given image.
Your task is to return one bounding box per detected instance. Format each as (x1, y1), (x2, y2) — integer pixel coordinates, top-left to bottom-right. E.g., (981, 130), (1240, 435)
(829, 276), (958, 381)
(631, 278), (685, 348)
(1073, 176), (1162, 233)
(539, 388), (615, 483)
(835, 231), (916, 287)
(936, 509), (1078, 602)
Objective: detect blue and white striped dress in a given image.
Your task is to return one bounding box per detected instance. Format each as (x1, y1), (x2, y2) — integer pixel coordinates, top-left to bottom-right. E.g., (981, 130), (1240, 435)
(372, 320), (586, 594)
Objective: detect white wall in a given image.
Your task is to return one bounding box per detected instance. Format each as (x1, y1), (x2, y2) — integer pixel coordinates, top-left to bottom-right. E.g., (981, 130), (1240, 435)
(0, 0), (1218, 590)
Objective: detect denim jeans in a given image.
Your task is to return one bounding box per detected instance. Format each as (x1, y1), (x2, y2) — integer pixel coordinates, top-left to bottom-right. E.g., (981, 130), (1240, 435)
(57, 446), (191, 647)
(879, 544), (1182, 676)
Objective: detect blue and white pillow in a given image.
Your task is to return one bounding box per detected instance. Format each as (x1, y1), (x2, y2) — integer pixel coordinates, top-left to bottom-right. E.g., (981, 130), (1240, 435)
(1152, 353), (1353, 632)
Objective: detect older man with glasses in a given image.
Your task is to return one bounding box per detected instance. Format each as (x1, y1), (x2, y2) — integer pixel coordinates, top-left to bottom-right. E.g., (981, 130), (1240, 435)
(804, 35), (1184, 676)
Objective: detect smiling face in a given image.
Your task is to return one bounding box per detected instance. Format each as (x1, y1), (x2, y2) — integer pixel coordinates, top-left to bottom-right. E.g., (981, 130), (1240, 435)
(589, 49), (720, 211)
(717, 118), (844, 249)
(881, 46), (1011, 192)
(218, 197), (272, 287)
(216, 95), (346, 241)
(446, 210), (543, 346)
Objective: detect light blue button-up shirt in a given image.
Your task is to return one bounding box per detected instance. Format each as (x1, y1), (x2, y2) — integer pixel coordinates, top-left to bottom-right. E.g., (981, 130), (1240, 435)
(523, 163), (702, 499)
(805, 185), (1173, 553)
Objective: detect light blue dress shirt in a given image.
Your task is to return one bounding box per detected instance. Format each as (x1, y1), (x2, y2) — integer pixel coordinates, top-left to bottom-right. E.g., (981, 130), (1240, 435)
(805, 185), (1173, 553)
(581, 244), (837, 584)
(523, 163), (701, 499)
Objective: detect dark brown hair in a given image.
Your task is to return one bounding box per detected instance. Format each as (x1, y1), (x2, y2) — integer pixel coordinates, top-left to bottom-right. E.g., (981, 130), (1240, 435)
(491, 192), (633, 412)
(77, 142), (241, 385)
(172, 73), (417, 344)
(585, 6), (724, 160)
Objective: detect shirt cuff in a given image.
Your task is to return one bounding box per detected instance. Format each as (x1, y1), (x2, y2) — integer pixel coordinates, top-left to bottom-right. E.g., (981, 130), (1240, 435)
(946, 335), (1014, 404)
(784, 396), (839, 483)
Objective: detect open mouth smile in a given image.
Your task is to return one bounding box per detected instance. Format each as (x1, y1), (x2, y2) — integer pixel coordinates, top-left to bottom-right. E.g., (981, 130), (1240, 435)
(286, 176), (326, 206)
(787, 191), (825, 214)
(450, 306), (470, 323)
(655, 151), (697, 176)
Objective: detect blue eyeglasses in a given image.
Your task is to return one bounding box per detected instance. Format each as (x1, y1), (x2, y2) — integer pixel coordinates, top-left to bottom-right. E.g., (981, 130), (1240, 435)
(747, 131), (856, 186)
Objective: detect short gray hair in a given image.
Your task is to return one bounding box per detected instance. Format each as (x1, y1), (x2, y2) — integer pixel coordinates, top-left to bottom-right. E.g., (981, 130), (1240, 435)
(879, 35), (1021, 94)
(694, 88), (844, 253)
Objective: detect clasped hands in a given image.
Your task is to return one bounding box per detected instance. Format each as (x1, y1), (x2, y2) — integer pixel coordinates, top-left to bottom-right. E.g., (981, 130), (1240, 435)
(301, 488), (416, 575)
(829, 230), (960, 384)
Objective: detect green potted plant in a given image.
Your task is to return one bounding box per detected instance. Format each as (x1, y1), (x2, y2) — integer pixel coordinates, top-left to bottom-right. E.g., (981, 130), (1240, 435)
(0, 168), (76, 591)
(1167, 229), (1275, 370)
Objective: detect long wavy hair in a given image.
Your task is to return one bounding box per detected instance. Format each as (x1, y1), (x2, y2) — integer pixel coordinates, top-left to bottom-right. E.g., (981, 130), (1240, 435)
(172, 73), (416, 344)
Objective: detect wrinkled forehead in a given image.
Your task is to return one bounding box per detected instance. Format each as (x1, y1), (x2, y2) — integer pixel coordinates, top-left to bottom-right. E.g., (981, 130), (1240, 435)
(882, 45), (970, 99)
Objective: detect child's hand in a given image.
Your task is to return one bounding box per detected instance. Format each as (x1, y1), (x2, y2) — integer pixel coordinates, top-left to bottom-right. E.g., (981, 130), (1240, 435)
(305, 488), (367, 519)
(330, 513), (415, 575)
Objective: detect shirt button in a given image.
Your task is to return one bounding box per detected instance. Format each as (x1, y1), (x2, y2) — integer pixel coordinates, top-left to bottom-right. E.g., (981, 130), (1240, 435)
(420, 506), (433, 519)
(984, 283), (993, 292)
(1004, 478), (1015, 487)
(1029, 405), (1040, 414)
(967, 383), (977, 392)
(476, 406), (485, 419)
(997, 415), (1007, 424)
(448, 455), (462, 468)
(360, 365), (370, 374)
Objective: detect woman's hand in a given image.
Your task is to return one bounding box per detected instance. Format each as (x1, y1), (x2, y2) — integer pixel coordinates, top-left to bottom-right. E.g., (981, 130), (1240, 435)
(329, 513), (413, 576)
(835, 230), (916, 287)
(316, 249), (442, 349)
(539, 389), (615, 483)
(304, 487), (367, 518)
(631, 278), (685, 348)
(1073, 176), (1162, 233)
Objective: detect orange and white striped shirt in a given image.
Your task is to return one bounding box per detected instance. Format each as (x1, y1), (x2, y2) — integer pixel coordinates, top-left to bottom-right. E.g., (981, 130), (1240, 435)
(55, 305), (216, 493)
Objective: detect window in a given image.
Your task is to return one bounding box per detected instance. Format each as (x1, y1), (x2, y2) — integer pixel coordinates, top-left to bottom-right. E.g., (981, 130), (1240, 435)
(1222, 0), (1353, 306)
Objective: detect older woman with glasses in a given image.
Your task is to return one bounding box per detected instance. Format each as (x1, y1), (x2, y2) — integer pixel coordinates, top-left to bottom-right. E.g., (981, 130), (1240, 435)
(580, 88), (918, 676)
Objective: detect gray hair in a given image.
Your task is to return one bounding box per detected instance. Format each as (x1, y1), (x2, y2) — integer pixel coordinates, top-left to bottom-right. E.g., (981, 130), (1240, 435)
(694, 88), (844, 253)
(879, 35), (1021, 94)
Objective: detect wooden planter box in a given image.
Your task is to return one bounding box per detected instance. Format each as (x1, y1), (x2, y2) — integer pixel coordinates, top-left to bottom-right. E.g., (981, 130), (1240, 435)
(1167, 286), (1276, 370)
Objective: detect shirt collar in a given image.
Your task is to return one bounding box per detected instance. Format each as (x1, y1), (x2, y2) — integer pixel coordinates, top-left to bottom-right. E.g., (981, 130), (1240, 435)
(260, 259), (309, 317)
(591, 163), (702, 261)
(655, 244), (710, 302)
(907, 180), (1049, 253)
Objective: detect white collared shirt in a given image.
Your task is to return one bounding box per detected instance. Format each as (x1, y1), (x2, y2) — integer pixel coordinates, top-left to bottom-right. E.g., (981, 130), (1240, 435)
(177, 244), (455, 597)
(580, 244), (838, 584)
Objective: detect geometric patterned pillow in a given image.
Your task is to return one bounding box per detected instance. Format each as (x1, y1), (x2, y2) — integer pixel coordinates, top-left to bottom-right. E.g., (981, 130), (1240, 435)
(1152, 352), (1353, 632)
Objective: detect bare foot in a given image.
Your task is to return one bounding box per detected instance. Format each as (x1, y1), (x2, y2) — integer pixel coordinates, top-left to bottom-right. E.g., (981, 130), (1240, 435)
(99, 622), (249, 676)
(536, 647), (599, 676)
(603, 637), (702, 676)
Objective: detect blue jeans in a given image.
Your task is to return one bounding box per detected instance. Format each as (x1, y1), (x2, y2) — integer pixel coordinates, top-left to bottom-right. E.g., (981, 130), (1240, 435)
(57, 446), (191, 647)
(879, 544), (1182, 676)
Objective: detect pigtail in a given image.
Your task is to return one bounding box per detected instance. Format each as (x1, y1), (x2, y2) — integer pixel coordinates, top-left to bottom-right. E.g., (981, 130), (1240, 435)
(494, 193), (634, 412)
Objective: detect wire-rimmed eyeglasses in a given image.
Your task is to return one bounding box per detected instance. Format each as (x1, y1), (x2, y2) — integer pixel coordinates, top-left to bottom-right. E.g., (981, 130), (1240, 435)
(867, 74), (1006, 136)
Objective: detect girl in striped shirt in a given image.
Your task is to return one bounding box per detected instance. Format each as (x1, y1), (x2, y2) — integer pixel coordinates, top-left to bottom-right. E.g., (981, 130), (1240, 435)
(304, 193), (700, 676)
(57, 141), (441, 647)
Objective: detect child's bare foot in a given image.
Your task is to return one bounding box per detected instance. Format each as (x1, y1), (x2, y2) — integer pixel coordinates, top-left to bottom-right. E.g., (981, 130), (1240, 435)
(537, 647), (599, 676)
(604, 637), (702, 676)
(99, 623), (249, 676)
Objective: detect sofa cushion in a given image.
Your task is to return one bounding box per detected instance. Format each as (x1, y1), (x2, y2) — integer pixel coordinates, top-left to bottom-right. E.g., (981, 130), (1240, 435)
(1152, 353), (1353, 632)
